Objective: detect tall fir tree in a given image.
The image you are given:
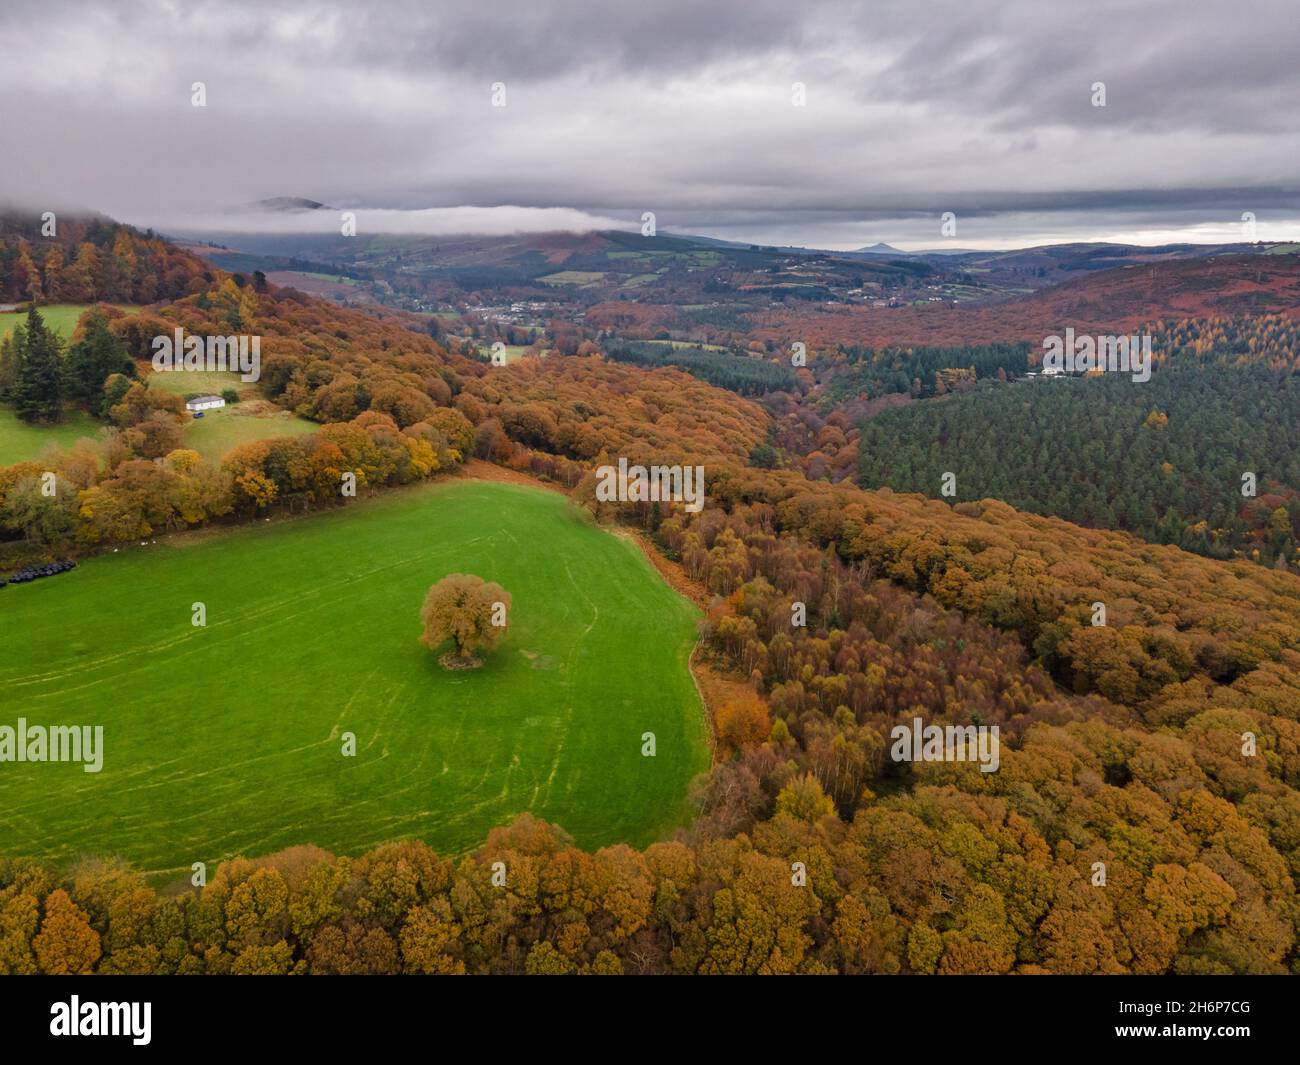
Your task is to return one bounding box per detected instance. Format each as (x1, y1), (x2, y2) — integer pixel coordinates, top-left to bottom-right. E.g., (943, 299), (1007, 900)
(65, 310), (132, 407)
(13, 306), (64, 422)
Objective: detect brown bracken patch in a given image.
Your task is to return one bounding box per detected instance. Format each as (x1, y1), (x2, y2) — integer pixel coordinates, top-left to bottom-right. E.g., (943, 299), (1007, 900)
(459, 458), (569, 495)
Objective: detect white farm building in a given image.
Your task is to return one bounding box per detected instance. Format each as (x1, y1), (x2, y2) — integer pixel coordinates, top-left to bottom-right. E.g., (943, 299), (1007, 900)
(186, 395), (226, 412)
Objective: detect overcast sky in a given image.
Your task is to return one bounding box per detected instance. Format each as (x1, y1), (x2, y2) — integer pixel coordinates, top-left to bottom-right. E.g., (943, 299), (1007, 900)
(2, 0), (1298, 249)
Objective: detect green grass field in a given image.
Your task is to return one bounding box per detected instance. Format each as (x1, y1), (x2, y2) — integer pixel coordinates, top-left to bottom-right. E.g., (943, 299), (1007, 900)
(0, 480), (709, 877)
(538, 270), (606, 287)
(646, 339), (729, 352)
(146, 368), (254, 399)
(299, 271), (363, 286)
(0, 303), (134, 342)
(183, 407), (317, 463)
(0, 407), (103, 466)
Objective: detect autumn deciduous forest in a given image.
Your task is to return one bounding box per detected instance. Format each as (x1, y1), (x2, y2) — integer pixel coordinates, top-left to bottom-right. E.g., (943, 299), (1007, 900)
(3, 213), (1300, 976)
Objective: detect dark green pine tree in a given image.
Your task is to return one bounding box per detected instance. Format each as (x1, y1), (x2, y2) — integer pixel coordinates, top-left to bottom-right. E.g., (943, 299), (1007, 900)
(13, 306), (64, 422)
(65, 310), (133, 408)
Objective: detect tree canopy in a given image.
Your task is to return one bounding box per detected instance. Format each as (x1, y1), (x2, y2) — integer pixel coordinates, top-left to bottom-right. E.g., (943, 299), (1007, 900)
(420, 574), (511, 667)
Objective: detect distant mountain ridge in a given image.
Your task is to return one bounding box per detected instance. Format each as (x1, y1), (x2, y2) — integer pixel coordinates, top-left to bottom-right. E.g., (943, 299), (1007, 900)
(245, 196), (335, 213)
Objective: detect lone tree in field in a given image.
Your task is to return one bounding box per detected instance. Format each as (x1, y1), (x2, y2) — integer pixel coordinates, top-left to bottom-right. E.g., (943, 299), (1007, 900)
(420, 574), (511, 668)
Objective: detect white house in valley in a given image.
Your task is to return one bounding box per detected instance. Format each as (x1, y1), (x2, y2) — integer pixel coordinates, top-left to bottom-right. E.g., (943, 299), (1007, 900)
(186, 394), (226, 412)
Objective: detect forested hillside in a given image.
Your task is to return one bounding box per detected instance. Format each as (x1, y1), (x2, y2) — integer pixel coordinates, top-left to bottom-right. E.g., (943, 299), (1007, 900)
(745, 254), (1300, 350)
(856, 365), (1300, 565)
(818, 341), (1031, 406)
(4, 228), (1300, 974)
(603, 340), (797, 396)
(0, 213), (207, 305)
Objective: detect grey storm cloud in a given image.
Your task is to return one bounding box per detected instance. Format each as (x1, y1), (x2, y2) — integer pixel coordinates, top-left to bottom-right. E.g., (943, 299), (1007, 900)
(1, 0), (1297, 248)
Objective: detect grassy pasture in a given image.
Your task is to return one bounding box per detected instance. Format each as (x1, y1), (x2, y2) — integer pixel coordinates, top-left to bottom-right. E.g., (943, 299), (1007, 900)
(538, 270), (606, 287)
(0, 480), (709, 876)
(182, 406), (317, 463)
(299, 271), (363, 285)
(146, 368), (256, 400)
(0, 408), (103, 466)
(645, 339), (729, 352)
(0, 303), (134, 342)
